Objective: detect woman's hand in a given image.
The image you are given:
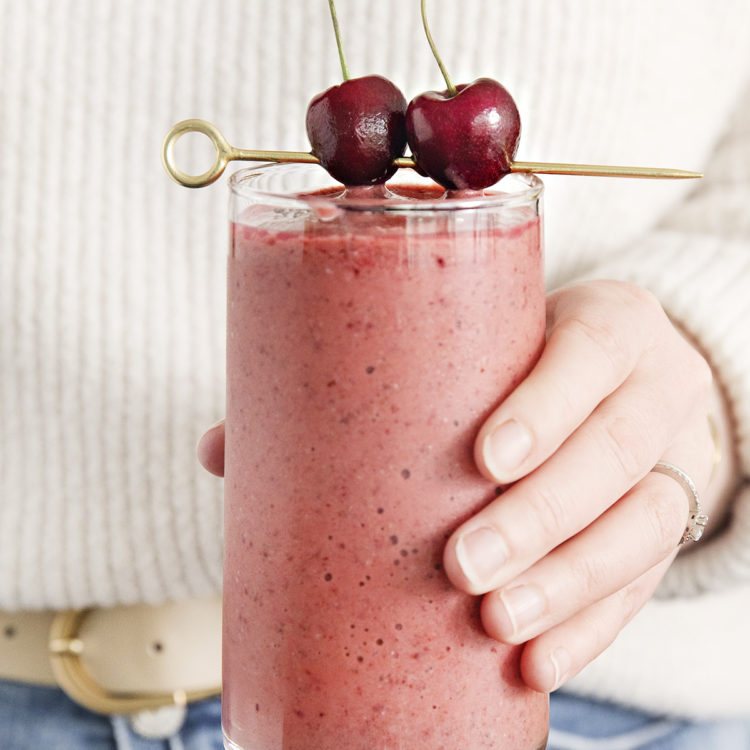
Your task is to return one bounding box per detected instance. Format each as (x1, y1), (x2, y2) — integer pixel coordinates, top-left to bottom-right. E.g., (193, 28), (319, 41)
(442, 279), (717, 693)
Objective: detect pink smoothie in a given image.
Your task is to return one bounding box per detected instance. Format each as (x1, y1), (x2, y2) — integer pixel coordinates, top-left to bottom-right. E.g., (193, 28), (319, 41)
(223, 182), (548, 750)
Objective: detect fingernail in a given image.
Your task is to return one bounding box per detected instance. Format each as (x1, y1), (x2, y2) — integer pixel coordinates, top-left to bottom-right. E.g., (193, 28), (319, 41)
(549, 647), (571, 691)
(456, 526), (509, 587)
(499, 584), (546, 637)
(483, 419), (532, 479)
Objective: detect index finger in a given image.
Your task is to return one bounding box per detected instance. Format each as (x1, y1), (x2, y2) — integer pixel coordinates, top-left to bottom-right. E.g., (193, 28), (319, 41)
(474, 281), (663, 484)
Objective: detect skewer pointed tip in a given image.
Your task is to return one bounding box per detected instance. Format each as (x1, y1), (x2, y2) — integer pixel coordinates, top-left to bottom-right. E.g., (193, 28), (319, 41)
(511, 161), (703, 179)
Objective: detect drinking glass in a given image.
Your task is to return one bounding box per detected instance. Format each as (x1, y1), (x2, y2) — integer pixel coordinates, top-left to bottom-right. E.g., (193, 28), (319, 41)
(223, 164), (549, 750)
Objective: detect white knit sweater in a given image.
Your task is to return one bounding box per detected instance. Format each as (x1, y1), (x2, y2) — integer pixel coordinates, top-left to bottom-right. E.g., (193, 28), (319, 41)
(2, 0), (750, 719)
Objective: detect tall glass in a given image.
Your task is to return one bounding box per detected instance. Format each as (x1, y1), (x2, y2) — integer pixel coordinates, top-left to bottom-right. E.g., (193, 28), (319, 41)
(223, 164), (549, 750)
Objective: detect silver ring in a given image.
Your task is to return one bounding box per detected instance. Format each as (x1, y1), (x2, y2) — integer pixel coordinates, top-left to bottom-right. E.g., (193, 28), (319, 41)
(652, 461), (709, 544)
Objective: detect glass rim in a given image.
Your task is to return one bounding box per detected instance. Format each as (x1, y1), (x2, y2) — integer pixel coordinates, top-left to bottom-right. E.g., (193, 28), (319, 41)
(228, 163), (543, 213)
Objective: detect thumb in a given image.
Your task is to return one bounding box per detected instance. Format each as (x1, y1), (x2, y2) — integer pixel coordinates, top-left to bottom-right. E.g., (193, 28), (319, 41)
(197, 420), (226, 477)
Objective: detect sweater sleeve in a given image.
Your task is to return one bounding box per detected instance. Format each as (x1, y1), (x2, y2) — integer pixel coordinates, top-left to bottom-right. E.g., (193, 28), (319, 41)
(559, 81), (750, 718)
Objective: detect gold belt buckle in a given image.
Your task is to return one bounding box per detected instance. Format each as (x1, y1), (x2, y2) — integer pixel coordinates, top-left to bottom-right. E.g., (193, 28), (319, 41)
(48, 609), (221, 715)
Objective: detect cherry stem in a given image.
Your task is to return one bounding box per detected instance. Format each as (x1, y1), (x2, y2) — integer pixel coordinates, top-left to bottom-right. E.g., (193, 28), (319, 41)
(328, 0), (350, 81)
(421, 0), (457, 96)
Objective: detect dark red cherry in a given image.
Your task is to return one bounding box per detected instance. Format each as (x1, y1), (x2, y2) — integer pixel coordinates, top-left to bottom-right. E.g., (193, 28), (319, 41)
(406, 77), (521, 190)
(306, 75), (407, 186)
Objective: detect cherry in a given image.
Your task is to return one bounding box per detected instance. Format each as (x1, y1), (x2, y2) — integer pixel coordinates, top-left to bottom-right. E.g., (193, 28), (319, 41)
(306, 0), (407, 186)
(406, 0), (521, 191)
(406, 78), (520, 190)
(306, 75), (407, 186)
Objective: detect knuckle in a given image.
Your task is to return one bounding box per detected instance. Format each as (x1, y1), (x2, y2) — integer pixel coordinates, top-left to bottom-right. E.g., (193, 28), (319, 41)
(527, 481), (570, 542)
(619, 281), (662, 315)
(669, 331), (713, 392)
(599, 410), (652, 484)
(599, 280), (664, 324)
(569, 554), (608, 596)
(618, 580), (648, 625)
(553, 281), (666, 380)
(662, 344), (712, 423)
(577, 601), (616, 657)
(562, 314), (631, 378)
(546, 374), (579, 423)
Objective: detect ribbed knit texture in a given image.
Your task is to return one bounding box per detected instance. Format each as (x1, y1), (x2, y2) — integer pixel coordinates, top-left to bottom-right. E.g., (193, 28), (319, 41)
(1, 0), (750, 716)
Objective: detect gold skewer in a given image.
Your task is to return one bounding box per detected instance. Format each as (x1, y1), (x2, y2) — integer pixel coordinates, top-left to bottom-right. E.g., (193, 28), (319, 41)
(162, 118), (702, 189)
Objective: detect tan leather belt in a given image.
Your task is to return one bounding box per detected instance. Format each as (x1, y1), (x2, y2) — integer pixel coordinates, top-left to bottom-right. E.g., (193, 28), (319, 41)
(0, 597), (222, 716)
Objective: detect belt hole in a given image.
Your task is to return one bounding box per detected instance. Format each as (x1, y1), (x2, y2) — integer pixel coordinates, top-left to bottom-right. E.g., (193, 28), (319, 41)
(3, 625), (16, 638)
(148, 640), (164, 656)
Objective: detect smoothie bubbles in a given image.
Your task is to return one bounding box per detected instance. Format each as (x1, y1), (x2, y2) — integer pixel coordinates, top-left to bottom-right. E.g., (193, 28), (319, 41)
(159, 2), (700, 749)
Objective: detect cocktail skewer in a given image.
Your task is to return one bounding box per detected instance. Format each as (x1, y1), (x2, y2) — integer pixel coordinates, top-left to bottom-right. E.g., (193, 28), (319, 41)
(162, 118), (702, 189)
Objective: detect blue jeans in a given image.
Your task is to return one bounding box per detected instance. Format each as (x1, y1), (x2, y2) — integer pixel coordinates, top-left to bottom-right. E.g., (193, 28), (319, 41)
(549, 692), (750, 749)
(0, 679), (222, 750)
(2, 678), (750, 749)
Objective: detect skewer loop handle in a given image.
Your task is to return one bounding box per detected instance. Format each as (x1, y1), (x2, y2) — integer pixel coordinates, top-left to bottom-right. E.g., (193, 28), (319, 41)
(161, 119), (233, 188)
